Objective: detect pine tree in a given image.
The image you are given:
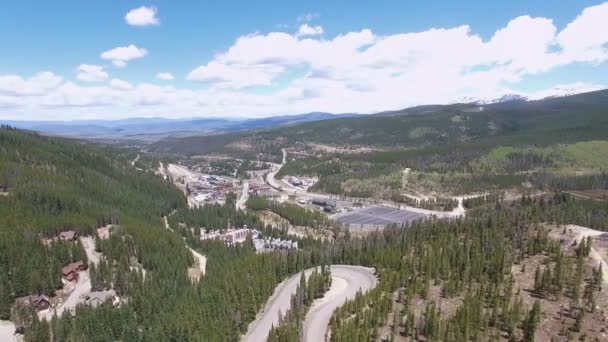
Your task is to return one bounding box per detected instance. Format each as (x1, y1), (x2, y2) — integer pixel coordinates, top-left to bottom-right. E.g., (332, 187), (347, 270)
(523, 300), (541, 342)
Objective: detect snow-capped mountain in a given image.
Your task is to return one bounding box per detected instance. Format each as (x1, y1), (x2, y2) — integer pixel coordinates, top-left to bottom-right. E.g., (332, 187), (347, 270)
(458, 83), (606, 105)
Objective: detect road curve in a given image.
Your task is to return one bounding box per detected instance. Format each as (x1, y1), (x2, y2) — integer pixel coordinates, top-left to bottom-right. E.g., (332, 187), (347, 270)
(241, 265), (377, 342)
(303, 265), (377, 342)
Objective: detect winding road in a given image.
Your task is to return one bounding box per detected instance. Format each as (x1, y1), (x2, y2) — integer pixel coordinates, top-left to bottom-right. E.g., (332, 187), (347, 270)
(236, 181), (249, 211)
(242, 265), (377, 342)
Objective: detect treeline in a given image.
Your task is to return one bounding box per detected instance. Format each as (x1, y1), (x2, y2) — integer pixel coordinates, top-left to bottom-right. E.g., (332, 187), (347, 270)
(533, 172), (608, 191)
(168, 193), (264, 231)
(390, 193), (458, 211)
(246, 195), (331, 227)
(518, 192), (608, 231)
(462, 192), (504, 209)
(267, 266), (332, 341)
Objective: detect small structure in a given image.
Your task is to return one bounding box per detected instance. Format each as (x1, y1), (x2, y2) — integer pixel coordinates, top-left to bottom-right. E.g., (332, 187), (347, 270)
(82, 290), (116, 308)
(24, 295), (51, 311)
(249, 184), (272, 195)
(312, 198), (336, 213)
(0, 184), (9, 193)
(62, 261), (85, 282)
(59, 230), (79, 241)
(223, 228), (250, 244)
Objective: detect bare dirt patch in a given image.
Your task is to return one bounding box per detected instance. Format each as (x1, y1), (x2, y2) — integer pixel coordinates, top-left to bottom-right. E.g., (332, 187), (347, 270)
(509, 224), (608, 341)
(96, 225), (114, 240)
(309, 143), (381, 154)
(226, 139), (253, 151)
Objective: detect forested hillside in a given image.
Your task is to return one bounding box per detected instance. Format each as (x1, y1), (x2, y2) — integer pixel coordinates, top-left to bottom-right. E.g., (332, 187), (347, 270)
(150, 90), (608, 156)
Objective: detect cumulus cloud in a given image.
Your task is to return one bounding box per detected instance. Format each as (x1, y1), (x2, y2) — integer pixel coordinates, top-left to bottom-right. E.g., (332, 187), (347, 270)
(296, 24), (324, 37)
(0, 72), (63, 96)
(2, 2), (608, 120)
(76, 64), (108, 82)
(156, 72), (174, 80)
(125, 6), (159, 26)
(110, 78), (134, 90)
(101, 45), (148, 67)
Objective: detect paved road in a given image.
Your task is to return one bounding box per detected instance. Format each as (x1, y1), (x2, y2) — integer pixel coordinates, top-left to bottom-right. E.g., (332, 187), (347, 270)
(242, 268), (316, 342)
(242, 265), (377, 342)
(303, 265), (377, 342)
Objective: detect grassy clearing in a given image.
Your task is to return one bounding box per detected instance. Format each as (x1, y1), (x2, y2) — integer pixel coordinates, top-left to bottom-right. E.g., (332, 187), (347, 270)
(562, 140), (608, 169)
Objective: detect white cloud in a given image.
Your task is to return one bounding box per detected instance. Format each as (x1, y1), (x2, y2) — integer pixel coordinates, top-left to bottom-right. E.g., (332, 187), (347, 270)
(526, 82), (606, 100)
(296, 24), (324, 37)
(100, 45), (148, 67)
(557, 2), (608, 64)
(2, 2), (608, 120)
(76, 64), (108, 82)
(156, 72), (174, 80)
(125, 6), (159, 26)
(0, 72), (63, 96)
(110, 78), (133, 90)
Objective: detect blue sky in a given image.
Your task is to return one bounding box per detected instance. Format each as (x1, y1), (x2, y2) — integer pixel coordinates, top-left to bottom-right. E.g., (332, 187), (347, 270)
(0, 0), (607, 120)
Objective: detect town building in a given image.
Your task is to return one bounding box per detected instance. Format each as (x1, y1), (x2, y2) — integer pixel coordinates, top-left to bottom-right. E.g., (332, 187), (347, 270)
(59, 230), (79, 241)
(82, 290), (117, 308)
(25, 295), (51, 311)
(62, 261), (85, 282)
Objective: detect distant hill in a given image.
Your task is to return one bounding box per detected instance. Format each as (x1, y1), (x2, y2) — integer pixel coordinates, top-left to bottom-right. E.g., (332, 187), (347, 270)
(1, 112), (359, 142)
(149, 89), (608, 156)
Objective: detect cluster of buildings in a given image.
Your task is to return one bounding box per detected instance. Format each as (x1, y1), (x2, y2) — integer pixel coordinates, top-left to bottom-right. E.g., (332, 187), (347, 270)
(200, 227), (257, 245)
(187, 175), (236, 205)
(199, 226), (299, 252)
(286, 176), (317, 189)
(253, 237), (298, 252)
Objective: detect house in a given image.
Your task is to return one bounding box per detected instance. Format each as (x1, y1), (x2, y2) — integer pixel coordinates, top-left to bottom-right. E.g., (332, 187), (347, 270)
(59, 230), (79, 241)
(27, 295), (51, 311)
(62, 261), (85, 281)
(83, 290), (116, 308)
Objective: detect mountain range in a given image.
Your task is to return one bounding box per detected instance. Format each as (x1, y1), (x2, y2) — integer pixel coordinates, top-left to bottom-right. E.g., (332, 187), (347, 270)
(1, 112), (359, 142)
(2, 87), (604, 144)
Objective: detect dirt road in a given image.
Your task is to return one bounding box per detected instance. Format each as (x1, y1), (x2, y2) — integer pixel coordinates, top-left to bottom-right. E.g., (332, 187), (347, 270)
(39, 270), (91, 321)
(131, 154), (140, 167)
(242, 265), (377, 342)
(80, 236), (101, 265)
(189, 247), (207, 277)
(567, 224), (608, 284)
(0, 321), (17, 342)
(236, 181), (249, 211)
(163, 214), (207, 278)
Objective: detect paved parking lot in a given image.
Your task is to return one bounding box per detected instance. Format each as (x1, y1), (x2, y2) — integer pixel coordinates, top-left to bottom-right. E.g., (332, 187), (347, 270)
(334, 206), (427, 226)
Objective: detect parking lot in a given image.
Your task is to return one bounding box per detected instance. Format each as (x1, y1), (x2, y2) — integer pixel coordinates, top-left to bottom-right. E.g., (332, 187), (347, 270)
(334, 206), (427, 227)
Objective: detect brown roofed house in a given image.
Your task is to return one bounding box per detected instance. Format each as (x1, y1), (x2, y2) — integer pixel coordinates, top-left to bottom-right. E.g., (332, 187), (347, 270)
(27, 295), (51, 311)
(59, 230), (79, 241)
(62, 261), (85, 282)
